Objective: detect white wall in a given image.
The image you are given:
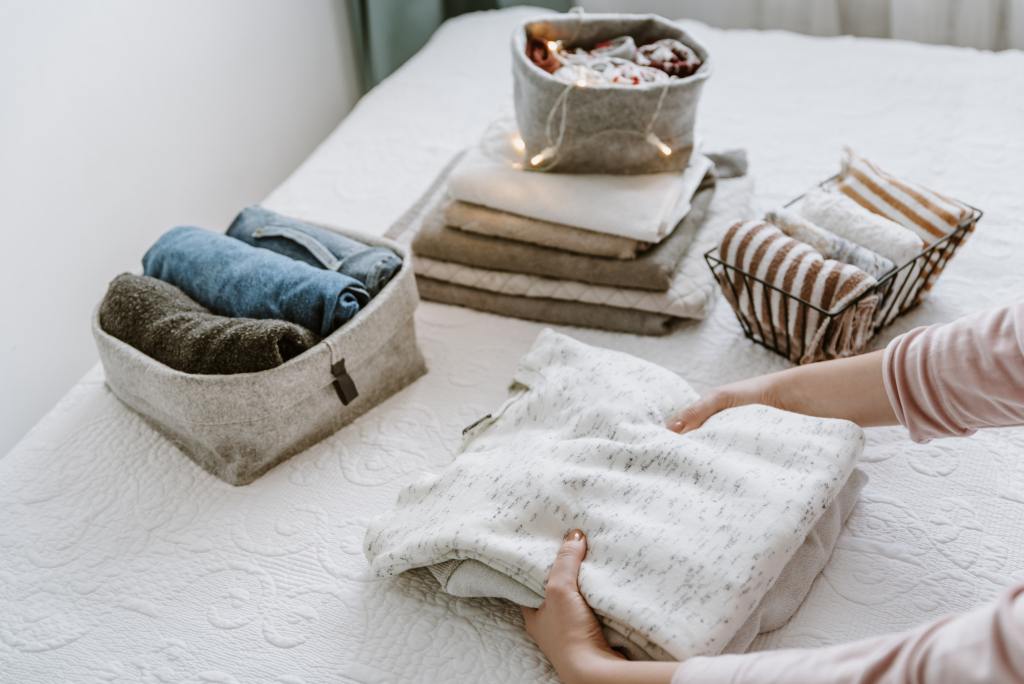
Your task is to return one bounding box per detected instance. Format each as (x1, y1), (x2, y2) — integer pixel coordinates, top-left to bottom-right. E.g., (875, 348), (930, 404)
(0, 0), (360, 454)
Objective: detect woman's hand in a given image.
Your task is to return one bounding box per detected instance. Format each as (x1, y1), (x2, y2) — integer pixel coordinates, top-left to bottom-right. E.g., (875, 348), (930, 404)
(666, 349), (896, 434)
(523, 531), (679, 684)
(666, 373), (790, 434)
(522, 530), (623, 683)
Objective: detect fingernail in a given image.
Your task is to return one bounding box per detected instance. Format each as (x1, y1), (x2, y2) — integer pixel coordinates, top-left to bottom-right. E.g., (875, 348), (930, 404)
(668, 420), (684, 432)
(564, 529), (584, 542)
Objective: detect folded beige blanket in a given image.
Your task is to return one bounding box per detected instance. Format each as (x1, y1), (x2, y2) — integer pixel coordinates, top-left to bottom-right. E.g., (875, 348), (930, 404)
(444, 200), (649, 259)
(416, 276), (678, 336)
(717, 220), (879, 363)
(413, 177), (714, 292)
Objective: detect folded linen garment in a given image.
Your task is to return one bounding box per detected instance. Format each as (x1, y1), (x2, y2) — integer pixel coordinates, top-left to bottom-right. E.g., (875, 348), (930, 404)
(798, 187), (924, 266)
(446, 146), (713, 243)
(765, 208), (895, 280)
(143, 226), (369, 337)
(836, 148), (974, 292)
(365, 330), (864, 660)
(98, 273), (320, 374)
(429, 469), (867, 656)
(227, 206), (401, 297)
(416, 277), (678, 336)
(414, 177), (715, 292)
(444, 200), (651, 260)
(442, 149), (749, 260)
(413, 174), (755, 321)
(717, 220), (879, 363)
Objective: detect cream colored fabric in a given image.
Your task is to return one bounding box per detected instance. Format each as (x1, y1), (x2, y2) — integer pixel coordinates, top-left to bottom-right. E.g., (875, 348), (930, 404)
(445, 200), (649, 259)
(365, 330), (864, 660)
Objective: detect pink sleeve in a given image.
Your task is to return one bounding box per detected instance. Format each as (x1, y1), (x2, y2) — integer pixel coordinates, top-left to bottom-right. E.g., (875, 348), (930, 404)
(882, 302), (1024, 442)
(672, 583), (1024, 684)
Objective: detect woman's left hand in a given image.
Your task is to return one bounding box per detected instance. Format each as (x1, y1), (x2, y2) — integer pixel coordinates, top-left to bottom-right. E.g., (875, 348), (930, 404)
(521, 529), (624, 683)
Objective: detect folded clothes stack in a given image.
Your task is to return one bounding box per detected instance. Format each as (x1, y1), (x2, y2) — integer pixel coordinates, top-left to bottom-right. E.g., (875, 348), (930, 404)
(716, 148), (974, 360)
(408, 140), (752, 335)
(366, 330), (866, 660)
(99, 207), (401, 374)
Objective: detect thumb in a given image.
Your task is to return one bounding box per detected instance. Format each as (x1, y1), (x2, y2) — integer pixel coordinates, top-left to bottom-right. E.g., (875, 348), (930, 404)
(545, 529), (587, 595)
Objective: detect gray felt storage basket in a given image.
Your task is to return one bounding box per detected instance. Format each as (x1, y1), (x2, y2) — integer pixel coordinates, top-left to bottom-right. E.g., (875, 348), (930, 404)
(512, 13), (711, 174)
(92, 230), (426, 486)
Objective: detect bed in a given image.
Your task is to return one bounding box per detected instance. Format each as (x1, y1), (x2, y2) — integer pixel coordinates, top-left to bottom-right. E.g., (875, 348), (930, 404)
(4, 7), (1024, 682)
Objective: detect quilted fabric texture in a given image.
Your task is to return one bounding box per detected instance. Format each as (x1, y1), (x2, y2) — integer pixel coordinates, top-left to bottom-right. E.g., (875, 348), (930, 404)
(3, 8), (1024, 683)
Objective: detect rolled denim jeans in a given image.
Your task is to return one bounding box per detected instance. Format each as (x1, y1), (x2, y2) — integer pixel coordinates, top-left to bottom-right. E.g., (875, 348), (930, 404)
(143, 226), (369, 337)
(227, 206), (402, 297)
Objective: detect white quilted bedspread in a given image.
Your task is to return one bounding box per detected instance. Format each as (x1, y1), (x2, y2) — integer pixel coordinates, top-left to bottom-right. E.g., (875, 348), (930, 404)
(4, 7), (1024, 683)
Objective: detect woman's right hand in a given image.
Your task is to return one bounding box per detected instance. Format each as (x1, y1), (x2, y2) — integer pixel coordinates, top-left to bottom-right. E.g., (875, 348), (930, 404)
(666, 373), (791, 434)
(666, 349), (896, 433)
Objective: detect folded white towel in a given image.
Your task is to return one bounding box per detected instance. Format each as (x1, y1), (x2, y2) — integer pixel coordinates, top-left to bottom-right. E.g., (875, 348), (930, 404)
(364, 330), (863, 661)
(447, 146), (714, 243)
(765, 208), (895, 280)
(798, 187), (923, 266)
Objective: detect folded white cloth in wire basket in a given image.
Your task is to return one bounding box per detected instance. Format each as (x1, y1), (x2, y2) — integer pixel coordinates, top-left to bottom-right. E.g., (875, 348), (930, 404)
(364, 329), (863, 660)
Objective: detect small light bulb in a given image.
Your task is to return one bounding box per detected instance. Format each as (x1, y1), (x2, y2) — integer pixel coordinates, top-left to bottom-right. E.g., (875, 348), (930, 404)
(511, 135), (526, 153)
(647, 133), (672, 157)
(530, 146), (556, 167)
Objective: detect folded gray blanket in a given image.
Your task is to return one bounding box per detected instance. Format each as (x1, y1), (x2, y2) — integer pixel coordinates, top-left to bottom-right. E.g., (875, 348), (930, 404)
(416, 276), (678, 335)
(412, 175), (715, 292)
(99, 274), (321, 374)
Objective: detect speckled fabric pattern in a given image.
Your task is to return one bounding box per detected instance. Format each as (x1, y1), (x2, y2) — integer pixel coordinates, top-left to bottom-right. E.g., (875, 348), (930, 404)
(365, 329), (863, 660)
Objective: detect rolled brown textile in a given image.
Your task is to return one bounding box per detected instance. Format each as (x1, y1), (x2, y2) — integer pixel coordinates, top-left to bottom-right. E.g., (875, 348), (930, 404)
(413, 178), (715, 292)
(99, 273), (321, 374)
(444, 200), (650, 260)
(416, 276), (679, 336)
(716, 221), (879, 363)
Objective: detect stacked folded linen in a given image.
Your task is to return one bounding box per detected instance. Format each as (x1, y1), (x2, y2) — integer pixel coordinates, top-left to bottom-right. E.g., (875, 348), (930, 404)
(365, 330), (865, 660)
(405, 140), (751, 334)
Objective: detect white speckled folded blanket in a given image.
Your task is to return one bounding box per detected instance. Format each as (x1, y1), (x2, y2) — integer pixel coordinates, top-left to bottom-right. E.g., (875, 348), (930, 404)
(364, 330), (864, 660)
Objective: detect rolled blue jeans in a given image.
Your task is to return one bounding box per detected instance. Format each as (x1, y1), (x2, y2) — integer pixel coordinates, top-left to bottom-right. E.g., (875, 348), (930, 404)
(227, 206), (402, 297)
(143, 226), (369, 337)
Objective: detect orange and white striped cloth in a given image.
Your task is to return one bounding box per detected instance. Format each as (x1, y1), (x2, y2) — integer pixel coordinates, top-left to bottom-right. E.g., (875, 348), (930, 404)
(717, 220), (879, 363)
(836, 148), (974, 292)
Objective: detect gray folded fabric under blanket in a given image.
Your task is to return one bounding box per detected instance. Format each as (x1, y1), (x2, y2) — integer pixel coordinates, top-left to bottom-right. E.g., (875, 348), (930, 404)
(413, 176), (715, 292)
(416, 276), (679, 335)
(99, 273), (320, 374)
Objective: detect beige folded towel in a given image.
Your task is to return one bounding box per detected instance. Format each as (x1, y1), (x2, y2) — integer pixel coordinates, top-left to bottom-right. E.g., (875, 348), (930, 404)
(717, 220), (879, 363)
(445, 200), (649, 260)
(798, 187), (924, 266)
(765, 208), (895, 280)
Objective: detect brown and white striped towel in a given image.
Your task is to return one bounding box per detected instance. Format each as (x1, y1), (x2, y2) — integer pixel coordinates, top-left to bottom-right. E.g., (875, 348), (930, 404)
(717, 220), (879, 363)
(836, 148), (974, 293)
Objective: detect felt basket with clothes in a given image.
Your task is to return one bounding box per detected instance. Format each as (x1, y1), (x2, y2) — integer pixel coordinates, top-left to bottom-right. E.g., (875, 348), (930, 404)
(512, 12), (711, 174)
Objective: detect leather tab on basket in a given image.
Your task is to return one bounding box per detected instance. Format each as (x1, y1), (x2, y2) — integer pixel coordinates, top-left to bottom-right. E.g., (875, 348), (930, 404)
(332, 359), (359, 406)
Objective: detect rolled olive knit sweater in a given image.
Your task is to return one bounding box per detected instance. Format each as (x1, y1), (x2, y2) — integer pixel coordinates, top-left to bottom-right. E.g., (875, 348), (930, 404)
(99, 274), (321, 374)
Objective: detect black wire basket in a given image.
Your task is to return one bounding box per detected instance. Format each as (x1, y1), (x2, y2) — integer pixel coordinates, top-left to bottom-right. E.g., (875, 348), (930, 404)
(705, 177), (982, 364)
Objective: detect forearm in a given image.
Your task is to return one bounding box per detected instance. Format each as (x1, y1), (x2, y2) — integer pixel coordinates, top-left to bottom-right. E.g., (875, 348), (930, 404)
(772, 349), (897, 427)
(569, 652), (678, 684)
